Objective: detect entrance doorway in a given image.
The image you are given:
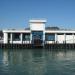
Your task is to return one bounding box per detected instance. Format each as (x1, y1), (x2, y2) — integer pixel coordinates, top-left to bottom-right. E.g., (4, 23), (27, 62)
(32, 31), (43, 46)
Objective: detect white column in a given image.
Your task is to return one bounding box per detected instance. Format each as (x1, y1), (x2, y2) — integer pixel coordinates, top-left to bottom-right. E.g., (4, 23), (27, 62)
(10, 33), (13, 44)
(43, 31), (45, 41)
(4, 33), (8, 44)
(20, 33), (23, 44)
(64, 33), (66, 44)
(74, 34), (75, 43)
(73, 33), (74, 43)
(55, 33), (57, 43)
(43, 31), (45, 46)
(30, 32), (32, 41)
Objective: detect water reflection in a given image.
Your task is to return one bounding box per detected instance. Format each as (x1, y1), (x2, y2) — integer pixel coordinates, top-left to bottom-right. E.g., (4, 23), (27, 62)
(3, 50), (9, 66)
(0, 49), (75, 75)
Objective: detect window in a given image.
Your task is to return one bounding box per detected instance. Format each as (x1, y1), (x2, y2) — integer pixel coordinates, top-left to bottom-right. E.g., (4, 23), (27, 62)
(8, 33), (10, 40)
(32, 31), (43, 40)
(13, 33), (20, 41)
(57, 33), (64, 35)
(45, 34), (55, 41)
(66, 33), (72, 35)
(23, 33), (30, 41)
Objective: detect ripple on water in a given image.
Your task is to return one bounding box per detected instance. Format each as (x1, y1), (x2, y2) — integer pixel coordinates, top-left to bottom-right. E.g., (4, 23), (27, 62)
(0, 49), (75, 75)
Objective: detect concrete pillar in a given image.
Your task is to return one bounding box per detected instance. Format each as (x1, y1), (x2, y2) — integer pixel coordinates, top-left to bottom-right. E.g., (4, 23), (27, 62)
(55, 33), (57, 43)
(30, 33), (32, 41)
(64, 33), (66, 44)
(4, 33), (8, 44)
(43, 31), (45, 43)
(20, 33), (23, 44)
(10, 33), (13, 44)
(73, 33), (74, 43)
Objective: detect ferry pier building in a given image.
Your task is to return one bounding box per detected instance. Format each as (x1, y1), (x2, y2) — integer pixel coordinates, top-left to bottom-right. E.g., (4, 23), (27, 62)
(2, 20), (75, 48)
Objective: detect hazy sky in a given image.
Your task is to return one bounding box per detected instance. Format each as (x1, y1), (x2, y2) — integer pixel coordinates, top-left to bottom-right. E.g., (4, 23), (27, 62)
(0, 0), (75, 29)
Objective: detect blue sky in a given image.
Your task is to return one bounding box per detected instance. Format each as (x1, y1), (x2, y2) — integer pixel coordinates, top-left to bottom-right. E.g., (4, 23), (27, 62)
(0, 0), (75, 29)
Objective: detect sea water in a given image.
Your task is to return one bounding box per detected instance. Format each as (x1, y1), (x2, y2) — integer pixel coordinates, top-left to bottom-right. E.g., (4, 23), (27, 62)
(0, 49), (75, 75)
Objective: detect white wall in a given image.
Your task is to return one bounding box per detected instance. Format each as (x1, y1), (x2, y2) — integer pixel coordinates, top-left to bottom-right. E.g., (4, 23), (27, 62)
(45, 41), (55, 44)
(4, 33), (8, 44)
(23, 41), (31, 44)
(57, 35), (65, 43)
(66, 35), (73, 43)
(9, 40), (22, 44)
(57, 34), (74, 44)
(30, 23), (45, 31)
(73, 35), (75, 43)
(29, 20), (46, 31)
(10, 41), (31, 44)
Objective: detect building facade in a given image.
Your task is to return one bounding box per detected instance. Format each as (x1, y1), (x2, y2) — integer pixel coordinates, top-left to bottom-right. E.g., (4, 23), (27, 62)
(3, 20), (75, 46)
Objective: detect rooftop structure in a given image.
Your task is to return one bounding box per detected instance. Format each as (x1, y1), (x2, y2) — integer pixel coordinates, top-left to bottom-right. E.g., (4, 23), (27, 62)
(29, 19), (47, 23)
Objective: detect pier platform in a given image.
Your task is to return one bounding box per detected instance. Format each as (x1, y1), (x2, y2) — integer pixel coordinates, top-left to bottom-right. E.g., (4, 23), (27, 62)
(0, 44), (75, 49)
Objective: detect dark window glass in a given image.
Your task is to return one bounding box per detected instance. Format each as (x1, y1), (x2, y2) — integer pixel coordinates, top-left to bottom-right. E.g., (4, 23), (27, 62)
(23, 33), (30, 41)
(66, 33), (72, 35)
(57, 33), (64, 35)
(45, 34), (55, 41)
(8, 33), (10, 40)
(32, 31), (43, 40)
(13, 33), (20, 41)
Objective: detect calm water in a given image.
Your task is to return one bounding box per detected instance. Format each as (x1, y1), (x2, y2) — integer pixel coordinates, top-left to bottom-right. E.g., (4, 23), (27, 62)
(0, 49), (75, 75)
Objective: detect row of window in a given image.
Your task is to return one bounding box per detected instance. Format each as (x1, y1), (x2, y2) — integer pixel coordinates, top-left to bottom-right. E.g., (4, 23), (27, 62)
(8, 33), (30, 41)
(8, 34), (55, 41)
(8, 33), (74, 41)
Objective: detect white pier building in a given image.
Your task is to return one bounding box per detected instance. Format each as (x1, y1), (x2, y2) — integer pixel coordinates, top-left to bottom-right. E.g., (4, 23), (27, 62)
(3, 20), (75, 46)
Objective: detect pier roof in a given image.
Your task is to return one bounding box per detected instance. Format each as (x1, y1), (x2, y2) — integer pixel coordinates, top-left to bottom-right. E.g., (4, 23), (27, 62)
(29, 20), (47, 23)
(3, 29), (31, 33)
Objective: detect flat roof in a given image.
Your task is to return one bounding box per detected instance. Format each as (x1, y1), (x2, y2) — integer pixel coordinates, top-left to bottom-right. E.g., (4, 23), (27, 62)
(29, 20), (47, 23)
(3, 29), (31, 33)
(45, 30), (75, 33)
(3, 29), (75, 33)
